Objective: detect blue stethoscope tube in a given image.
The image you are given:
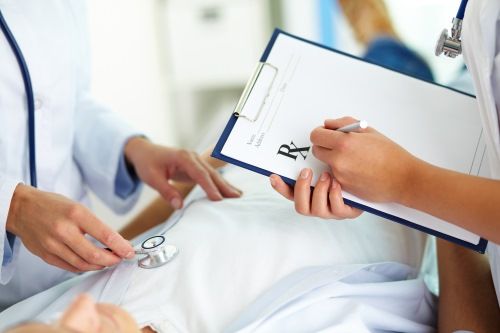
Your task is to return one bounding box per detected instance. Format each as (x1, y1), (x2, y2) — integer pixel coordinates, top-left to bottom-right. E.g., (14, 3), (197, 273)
(0, 10), (37, 188)
(456, 0), (468, 20)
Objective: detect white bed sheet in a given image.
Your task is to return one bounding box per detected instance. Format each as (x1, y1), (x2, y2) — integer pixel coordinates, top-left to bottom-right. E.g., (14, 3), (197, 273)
(0, 166), (428, 331)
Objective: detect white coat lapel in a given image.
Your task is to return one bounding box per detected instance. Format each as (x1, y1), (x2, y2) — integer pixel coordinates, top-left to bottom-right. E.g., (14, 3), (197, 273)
(463, 0), (500, 177)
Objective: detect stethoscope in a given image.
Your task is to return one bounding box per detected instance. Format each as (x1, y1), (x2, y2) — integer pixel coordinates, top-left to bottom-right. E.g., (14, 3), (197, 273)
(0, 9), (37, 187)
(132, 197), (207, 268)
(435, 0), (468, 58)
(131, 197), (207, 269)
(134, 235), (179, 269)
(0, 9), (179, 269)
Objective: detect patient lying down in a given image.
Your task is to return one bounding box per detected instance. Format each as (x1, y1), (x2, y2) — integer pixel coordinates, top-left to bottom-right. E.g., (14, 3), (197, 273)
(7, 294), (142, 333)
(2, 160), (434, 333)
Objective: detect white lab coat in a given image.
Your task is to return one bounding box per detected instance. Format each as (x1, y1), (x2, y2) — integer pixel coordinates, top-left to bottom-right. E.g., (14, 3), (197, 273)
(0, 0), (141, 308)
(462, 0), (500, 305)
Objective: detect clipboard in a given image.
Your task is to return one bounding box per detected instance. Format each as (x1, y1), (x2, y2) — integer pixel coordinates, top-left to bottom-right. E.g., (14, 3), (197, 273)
(212, 29), (488, 253)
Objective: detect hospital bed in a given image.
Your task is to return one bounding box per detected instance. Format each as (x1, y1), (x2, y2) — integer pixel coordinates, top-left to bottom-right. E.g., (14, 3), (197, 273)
(0, 118), (438, 332)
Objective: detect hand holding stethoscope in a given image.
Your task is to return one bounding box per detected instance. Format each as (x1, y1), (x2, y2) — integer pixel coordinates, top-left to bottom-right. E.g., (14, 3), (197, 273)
(4, 137), (240, 273)
(0, 9), (241, 273)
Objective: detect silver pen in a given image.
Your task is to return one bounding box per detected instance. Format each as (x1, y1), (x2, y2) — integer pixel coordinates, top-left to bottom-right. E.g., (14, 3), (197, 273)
(337, 120), (368, 133)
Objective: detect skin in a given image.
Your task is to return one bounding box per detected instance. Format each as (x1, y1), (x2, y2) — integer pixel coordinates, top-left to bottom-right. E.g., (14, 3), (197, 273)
(270, 168), (362, 220)
(271, 116), (500, 329)
(6, 137), (240, 273)
(272, 116), (500, 244)
(120, 147), (230, 240)
(4, 151), (236, 333)
(293, 2), (498, 329)
(5, 294), (153, 333)
(437, 239), (500, 332)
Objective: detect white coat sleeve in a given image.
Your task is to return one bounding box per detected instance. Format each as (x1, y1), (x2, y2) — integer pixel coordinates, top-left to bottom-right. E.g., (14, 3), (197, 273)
(0, 177), (22, 283)
(69, 1), (143, 214)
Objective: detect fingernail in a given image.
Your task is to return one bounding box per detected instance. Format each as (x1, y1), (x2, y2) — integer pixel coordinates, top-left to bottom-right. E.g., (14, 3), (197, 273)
(171, 198), (181, 209)
(270, 176), (276, 187)
(125, 251), (135, 259)
(320, 172), (329, 182)
(300, 169), (310, 179)
(331, 178), (338, 190)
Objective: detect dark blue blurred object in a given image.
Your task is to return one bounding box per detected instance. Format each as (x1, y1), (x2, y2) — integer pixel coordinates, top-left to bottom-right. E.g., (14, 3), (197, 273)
(364, 36), (434, 82)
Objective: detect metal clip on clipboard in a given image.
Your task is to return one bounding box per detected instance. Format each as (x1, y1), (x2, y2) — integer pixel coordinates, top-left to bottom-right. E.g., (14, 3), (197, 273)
(234, 62), (278, 122)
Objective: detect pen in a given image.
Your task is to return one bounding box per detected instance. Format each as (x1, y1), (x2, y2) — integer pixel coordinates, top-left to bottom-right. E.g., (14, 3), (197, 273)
(337, 120), (368, 133)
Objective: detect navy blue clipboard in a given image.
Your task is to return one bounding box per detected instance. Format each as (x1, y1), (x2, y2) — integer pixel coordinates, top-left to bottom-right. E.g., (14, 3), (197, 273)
(212, 29), (488, 253)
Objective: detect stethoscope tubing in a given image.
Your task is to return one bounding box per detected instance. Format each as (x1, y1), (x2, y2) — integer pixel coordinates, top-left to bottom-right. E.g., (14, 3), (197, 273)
(0, 9), (37, 187)
(456, 0), (468, 20)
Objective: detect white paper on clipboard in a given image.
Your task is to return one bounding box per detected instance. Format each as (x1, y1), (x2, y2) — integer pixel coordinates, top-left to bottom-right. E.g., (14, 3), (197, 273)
(215, 31), (486, 251)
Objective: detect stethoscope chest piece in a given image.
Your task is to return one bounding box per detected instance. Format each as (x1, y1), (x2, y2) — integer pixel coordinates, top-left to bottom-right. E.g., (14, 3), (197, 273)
(435, 0), (468, 59)
(435, 26), (462, 58)
(135, 235), (179, 269)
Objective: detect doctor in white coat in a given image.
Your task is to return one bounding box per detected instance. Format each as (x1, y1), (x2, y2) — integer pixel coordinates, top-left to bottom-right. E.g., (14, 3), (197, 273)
(0, 0), (240, 309)
(272, 0), (500, 330)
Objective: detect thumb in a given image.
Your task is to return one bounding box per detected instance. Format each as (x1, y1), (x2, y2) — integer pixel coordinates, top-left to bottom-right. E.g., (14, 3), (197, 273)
(324, 116), (359, 130)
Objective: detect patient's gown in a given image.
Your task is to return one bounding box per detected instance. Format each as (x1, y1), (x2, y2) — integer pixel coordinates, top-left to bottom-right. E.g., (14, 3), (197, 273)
(0, 167), (435, 332)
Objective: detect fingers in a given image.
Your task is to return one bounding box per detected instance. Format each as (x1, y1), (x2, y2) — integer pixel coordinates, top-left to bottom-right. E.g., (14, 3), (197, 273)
(310, 127), (345, 149)
(154, 178), (185, 209)
(310, 172), (332, 218)
(272, 168), (363, 220)
(44, 253), (81, 273)
(148, 148), (241, 206)
(200, 159), (242, 199)
(61, 230), (121, 268)
(311, 116), (372, 149)
(324, 116), (359, 130)
(45, 240), (104, 272)
(270, 174), (294, 200)
(328, 178), (363, 219)
(77, 210), (134, 260)
(324, 117), (373, 133)
(181, 156), (222, 201)
(294, 168), (313, 215)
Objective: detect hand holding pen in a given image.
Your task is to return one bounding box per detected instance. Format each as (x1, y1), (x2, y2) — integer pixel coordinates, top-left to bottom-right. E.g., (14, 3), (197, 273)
(270, 116), (419, 219)
(337, 120), (368, 133)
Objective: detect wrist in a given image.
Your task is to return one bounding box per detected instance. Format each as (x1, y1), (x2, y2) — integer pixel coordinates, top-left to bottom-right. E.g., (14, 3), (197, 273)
(6, 184), (32, 235)
(124, 136), (150, 168)
(397, 157), (429, 207)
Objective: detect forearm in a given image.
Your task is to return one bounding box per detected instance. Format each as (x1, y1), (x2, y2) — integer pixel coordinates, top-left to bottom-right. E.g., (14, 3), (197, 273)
(437, 239), (500, 332)
(401, 160), (500, 243)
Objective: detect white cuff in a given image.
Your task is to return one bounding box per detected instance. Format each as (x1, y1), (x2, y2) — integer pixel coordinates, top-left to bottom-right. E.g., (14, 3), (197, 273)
(0, 178), (22, 284)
